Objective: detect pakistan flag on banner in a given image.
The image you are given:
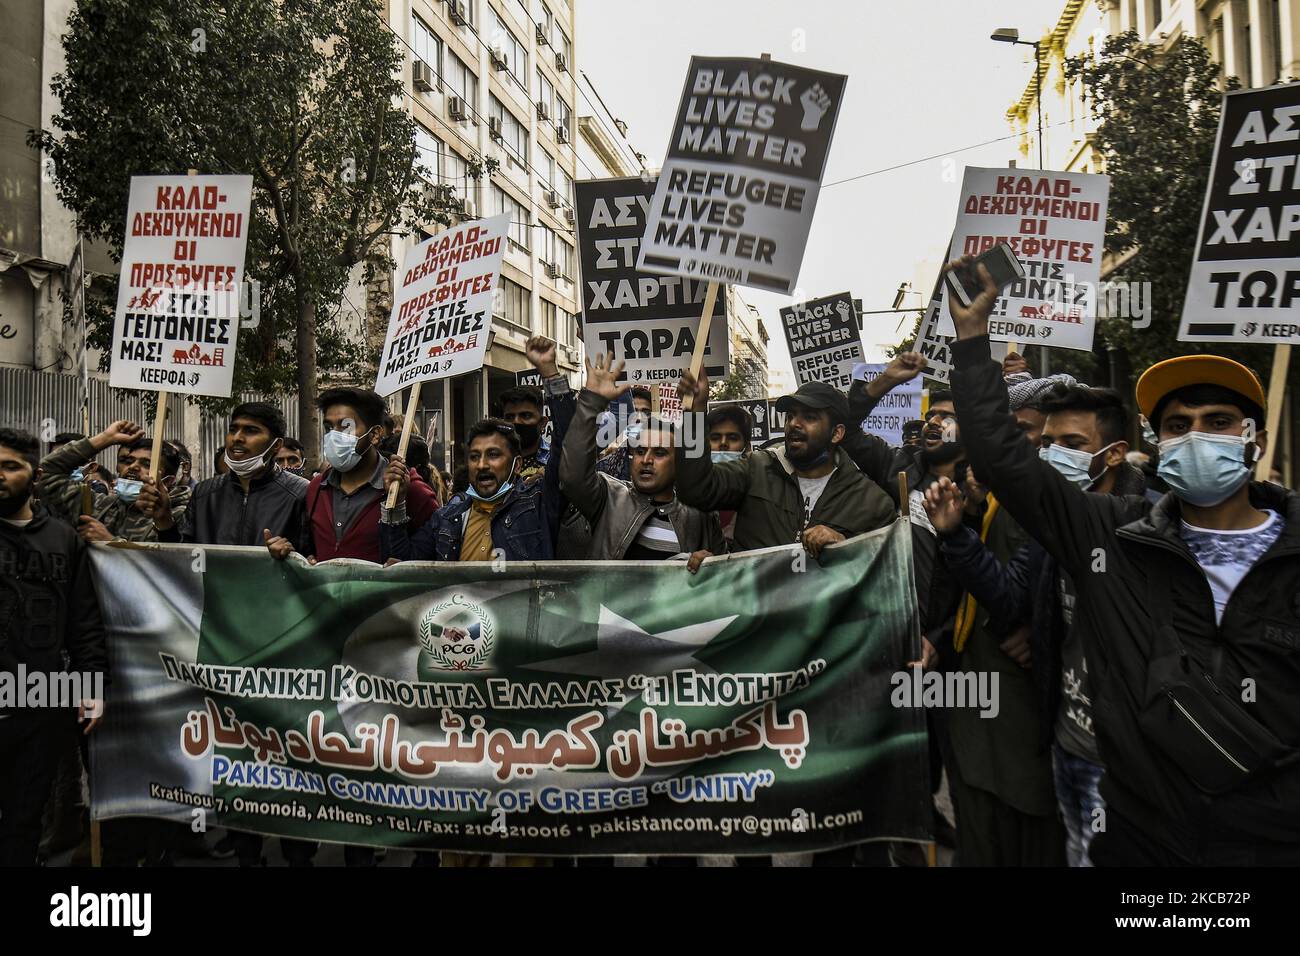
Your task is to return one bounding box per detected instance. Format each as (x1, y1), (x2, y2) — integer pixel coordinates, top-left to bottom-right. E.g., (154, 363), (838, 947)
(89, 520), (929, 856)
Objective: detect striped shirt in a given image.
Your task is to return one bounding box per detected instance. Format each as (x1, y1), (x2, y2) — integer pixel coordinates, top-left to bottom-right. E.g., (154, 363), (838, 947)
(624, 510), (681, 560)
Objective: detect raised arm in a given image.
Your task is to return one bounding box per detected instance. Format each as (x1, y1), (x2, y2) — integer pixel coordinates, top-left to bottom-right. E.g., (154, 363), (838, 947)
(560, 353), (627, 524)
(673, 367), (753, 512)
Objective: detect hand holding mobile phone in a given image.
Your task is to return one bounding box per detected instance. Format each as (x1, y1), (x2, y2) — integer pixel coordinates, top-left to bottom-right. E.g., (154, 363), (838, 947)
(945, 243), (1025, 307)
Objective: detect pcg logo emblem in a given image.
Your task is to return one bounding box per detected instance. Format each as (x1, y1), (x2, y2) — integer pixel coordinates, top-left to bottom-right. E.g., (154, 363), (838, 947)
(419, 594), (495, 671)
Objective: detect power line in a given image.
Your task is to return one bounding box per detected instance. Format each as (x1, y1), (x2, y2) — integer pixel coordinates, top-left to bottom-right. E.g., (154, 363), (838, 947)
(822, 119), (1076, 188)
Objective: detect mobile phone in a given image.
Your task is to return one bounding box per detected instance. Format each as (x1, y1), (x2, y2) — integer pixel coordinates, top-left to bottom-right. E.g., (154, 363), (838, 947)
(946, 243), (1026, 308)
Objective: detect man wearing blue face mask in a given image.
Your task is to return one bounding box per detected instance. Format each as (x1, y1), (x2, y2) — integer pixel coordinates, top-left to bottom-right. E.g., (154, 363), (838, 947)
(947, 256), (1300, 866)
(380, 336), (575, 565)
(39, 420), (190, 544)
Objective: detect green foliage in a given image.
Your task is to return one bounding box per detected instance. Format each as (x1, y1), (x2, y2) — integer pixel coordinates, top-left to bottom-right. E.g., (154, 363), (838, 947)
(1063, 31), (1286, 383)
(31, 0), (487, 428)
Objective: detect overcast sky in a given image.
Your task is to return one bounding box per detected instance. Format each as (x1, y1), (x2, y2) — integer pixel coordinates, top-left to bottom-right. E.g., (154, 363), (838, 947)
(577, 0), (1058, 374)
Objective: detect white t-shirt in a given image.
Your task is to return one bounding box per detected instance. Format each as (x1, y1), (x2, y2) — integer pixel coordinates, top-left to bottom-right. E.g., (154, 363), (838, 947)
(0, 517), (32, 527)
(1179, 510), (1284, 624)
(797, 471), (834, 535)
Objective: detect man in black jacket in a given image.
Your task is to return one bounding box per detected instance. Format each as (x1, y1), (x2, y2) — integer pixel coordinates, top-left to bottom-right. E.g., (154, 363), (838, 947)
(0, 428), (107, 865)
(138, 403), (307, 866)
(142, 401), (308, 549)
(947, 257), (1300, 865)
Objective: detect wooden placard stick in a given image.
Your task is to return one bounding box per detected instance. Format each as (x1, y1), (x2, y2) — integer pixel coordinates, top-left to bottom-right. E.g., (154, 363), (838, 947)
(1255, 344), (1291, 481)
(385, 382), (423, 508)
(682, 280), (720, 412)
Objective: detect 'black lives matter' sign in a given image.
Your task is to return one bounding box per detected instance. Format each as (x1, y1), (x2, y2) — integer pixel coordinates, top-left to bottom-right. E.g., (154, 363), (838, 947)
(638, 57), (846, 295)
(708, 397), (771, 444)
(1181, 83), (1300, 342)
(575, 176), (728, 383)
(781, 292), (863, 390)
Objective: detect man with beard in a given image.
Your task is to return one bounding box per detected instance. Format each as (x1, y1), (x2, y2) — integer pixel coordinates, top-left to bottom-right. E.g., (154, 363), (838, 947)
(560, 353), (723, 564)
(674, 370), (893, 555)
(0, 429), (107, 866)
(39, 420), (190, 544)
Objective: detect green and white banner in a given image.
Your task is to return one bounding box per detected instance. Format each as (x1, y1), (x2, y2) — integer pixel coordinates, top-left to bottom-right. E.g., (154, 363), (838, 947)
(88, 522), (928, 856)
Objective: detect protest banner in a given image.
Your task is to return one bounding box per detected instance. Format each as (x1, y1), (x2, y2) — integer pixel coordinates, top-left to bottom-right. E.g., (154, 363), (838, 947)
(854, 363), (922, 446)
(109, 174), (253, 401)
(575, 177), (728, 386)
(1176, 83), (1300, 479)
(375, 213), (509, 505)
(766, 400), (787, 441)
(709, 397), (771, 445)
(781, 292), (863, 390)
(637, 56), (847, 295)
(88, 524), (929, 856)
(937, 167), (1109, 352)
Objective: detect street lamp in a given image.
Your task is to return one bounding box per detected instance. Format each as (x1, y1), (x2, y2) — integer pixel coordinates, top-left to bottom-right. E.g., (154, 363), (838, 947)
(992, 27), (1045, 170)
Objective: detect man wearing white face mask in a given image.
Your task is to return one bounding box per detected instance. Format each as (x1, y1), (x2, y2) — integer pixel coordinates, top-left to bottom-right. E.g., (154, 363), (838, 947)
(147, 403), (307, 557)
(39, 420), (189, 543)
(947, 256), (1300, 866)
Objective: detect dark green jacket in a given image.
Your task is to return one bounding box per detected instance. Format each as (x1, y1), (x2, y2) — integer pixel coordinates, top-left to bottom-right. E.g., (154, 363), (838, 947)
(675, 418), (896, 552)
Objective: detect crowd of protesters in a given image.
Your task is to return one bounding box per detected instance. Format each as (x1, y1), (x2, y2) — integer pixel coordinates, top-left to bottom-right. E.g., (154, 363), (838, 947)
(4, 265), (1300, 868)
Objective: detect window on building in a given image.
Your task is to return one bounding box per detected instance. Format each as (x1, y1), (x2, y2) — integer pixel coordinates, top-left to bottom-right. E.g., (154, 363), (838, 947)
(540, 226), (572, 277)
(555, 26), (572, 65)
(538, 149), (556, 191)
(445, 49), (478, 105)
(1210, 16), (1225, 79)
(537, 69), (555, 120)
(539, 298), (557, 340)
(491, 184), (530, 251)
(444, 147), (469, 198)
(411, 14), (443, 81)
(490, 95), (530, 168)
(449, 0), (477, 27)
(496, 276), (531, 332)
(556, 96), (573, 142)
(490, 9), (527, 90)
(540, 3), (554, 41)
(558, 166), (575, 207)
(1269, 0), (1283, 83)
(415, 124), (444, 182)
(559, 306), (578, 347)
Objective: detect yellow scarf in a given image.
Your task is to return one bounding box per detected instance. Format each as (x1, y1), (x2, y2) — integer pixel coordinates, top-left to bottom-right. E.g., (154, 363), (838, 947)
(953, 494), (999, 653)
(459, 500), (499, 561)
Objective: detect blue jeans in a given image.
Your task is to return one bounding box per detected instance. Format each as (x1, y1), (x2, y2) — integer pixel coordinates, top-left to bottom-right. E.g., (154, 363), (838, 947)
(1051, 743), (1104, 867)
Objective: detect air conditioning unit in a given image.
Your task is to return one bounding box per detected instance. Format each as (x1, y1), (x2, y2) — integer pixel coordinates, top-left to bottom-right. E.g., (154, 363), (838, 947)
(413, 59), (435, 92)
(448, 0), (467, 26)
(536, 101), (550, 122)
(546, 262), (562, 279)
(490, 45), (508, 71)
(448, 96), (468, 121)
(489, 115), (504, 141)
(563, 206), (575, 225)
(555, 123), (569, 145)
(545, 188), (561, 209)
(555, 51), (568, 73)
(535, 24), (549, 46)
(461, 197), (477, 218)
(564, 347), (581, 365)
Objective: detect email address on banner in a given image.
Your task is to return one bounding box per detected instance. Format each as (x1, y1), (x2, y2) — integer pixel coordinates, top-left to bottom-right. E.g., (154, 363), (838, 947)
(585, 808), (864, 839)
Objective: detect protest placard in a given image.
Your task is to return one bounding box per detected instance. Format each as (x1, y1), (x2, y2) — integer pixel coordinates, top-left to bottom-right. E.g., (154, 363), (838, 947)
(637, 56), (847, 294)
(766, 399), (787, 441)
(374, 213), (508, 398)
(854, 363), (922, 445)
(1179, 83), (1300, 343)
(109, 174), (253, 398)
(937, 167), (1109, 352)
(656, 382), (684, 425)
(709, 396), (771, 444)
(914, 296), (954, 385)
(576, 176), (728, 385)
(515, 369), (554, 443)
(781, 292), (863, 390)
